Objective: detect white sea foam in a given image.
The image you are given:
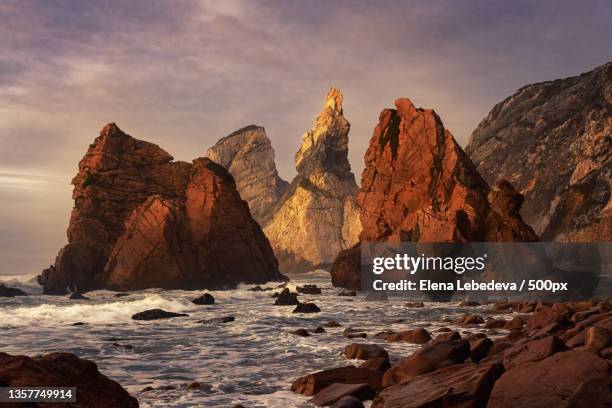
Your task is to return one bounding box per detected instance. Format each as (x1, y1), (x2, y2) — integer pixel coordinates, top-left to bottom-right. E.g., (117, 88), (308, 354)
(0, 294), (194, 326)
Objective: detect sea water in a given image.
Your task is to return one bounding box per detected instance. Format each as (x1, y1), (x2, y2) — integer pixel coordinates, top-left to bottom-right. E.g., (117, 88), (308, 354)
(0, 271), (508, 407)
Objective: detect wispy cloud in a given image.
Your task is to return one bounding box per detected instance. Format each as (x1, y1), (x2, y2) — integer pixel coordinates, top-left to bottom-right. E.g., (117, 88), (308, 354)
(0, 0), (610, 274)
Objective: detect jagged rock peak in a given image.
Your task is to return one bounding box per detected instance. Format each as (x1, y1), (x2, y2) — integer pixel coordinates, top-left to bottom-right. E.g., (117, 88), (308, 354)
(39, 123), (283, 294)
(263, 87), (361, 272)
(294, 86), (353, 180)
(331, 98), (537, 290)
(207, 125), (288, 222)
(466, 61), (611, 241)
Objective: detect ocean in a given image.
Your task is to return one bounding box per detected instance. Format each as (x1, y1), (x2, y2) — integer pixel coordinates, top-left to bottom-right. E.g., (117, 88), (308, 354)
(0, 271), (498, 407)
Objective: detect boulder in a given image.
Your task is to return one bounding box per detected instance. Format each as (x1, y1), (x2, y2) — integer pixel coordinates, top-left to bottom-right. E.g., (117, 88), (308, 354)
(332, 396), (365, 408)
(470, 337), (493, 363)
(584, 326), (611, 352)
(291, 366), (383, 396)
(382, 339), (470, 386)
(359, 357), (391, 373)
(0, 352), (138, 408)
(310, 383), (375, 407)
(274, 288), (299, 305)
(344, 344), (388, 360)
(502, 335), (567, 371)
(39, 124), (284, 294)
(192, 293), (214, 305)
(293, 303), (321, 313)
(488, 350), (610, 407)
(434, 331), (461, 342)
(527, 306), (569, 330)
(372, 363), (503, 408)
(131, 309), (188, 321)
(380, 328), (431, 344)
(455, 313), (485, 326)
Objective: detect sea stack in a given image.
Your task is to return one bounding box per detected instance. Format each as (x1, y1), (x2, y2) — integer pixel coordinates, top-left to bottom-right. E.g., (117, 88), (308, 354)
(39, 123), (283, 294)
(331, 98), (537, 290)
(263, 87), (361, 271)
(466, 62), (611, 241)
(207, 125), (289, 223)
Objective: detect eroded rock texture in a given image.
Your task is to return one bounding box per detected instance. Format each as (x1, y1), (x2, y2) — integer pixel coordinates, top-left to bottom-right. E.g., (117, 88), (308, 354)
(466, 62), (612, 241)
(331, 98), (537, 289)
(206, 125), (288, 222)
(39, 124), (282, 294)
(263, 87), (361, 272)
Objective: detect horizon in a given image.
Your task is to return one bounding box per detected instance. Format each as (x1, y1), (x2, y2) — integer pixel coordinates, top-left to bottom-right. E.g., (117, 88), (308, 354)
(1, 0), (612, 275)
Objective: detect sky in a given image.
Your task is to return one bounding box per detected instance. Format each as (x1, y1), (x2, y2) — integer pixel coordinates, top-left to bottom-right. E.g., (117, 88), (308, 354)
(1, 0), (611, 275)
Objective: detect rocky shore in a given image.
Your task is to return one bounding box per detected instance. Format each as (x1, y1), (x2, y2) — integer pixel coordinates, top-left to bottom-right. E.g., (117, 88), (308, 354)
(290, 300), (612, 407)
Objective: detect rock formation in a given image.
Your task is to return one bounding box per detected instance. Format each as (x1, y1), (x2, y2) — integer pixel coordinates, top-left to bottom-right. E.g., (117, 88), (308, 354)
(0, 352), (138, 408)
(331, 98), (537, 290)
(262, 87), (361, 271)
(466, 62), (611, 241)
(39, 123), (283, 294)
(206, 125), (288, 222)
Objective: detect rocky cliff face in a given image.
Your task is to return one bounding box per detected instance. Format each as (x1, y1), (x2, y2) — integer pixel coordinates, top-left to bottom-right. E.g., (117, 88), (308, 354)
(331, 98), (537, 290)
(263, 87), (361, 272)
(466, 62), (611, 241)
(206, 125), (288, 222)
(39, 123), (283, 294)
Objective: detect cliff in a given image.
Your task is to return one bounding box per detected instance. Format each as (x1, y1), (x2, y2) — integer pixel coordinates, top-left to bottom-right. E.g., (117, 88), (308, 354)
(331, 98), (537, 290)
(466, 62), (611, 241)
(39, 123), (283, 294)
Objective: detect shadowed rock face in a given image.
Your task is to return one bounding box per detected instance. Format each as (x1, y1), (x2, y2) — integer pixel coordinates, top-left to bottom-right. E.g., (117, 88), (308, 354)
(466, 62), (612, 241)
(0, 352), (138, 408)
(39, 123), (283, 294)
(207, 125), (289, 222)
(262, 87), (361, 272)
(331, 98), (537, 290)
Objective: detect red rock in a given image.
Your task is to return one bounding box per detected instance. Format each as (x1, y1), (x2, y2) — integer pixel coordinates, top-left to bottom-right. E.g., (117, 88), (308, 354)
(485, 319), (507, 329)
(527, 306), (569, 330)
(359, 357), (391, 372)
(584, 326), (611, 352)
(488, 350), (610, 407)
(291, 367), (383, 396)
(455, 313), (484, 326)
(331, 99), (537, 289)
(486, 340), (515, 357)
(382, 339), (470, 387)
(372, 363), (503, 408)
(332, 396), (365, 408)
(504, 316), (524, 330)
(0, 352), (137, 408)
(380, 328), (431, 344)
(344, 344), (388, 360)
(434, 331), (461, 342)
(470, 337), (493, 363)
(40, 124), (283, 294)
(502, 335), (567, 371)
(310, 383), (375, 406)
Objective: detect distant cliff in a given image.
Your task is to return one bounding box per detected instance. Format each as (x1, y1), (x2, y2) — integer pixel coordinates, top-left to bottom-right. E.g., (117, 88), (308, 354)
(466, 62), (611, 241)
(39, 124), (283, 294)
(207, 125), (288, 223)
(263, 87), (361, 271)
(331, 98), (537, 290)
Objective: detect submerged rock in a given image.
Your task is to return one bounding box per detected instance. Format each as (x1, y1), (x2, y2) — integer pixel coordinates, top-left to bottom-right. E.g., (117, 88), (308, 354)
(274, 288), (299, 305)
(131, 309), (188, 321)
(192, 293), (215, 305)
(0, 352), (138, 408)
(293, 302), (321, 313)
(39, 124), (284, 294)
(0, 284), (27, 297)
(466, 62), (612, 241)
(263, 87), (361, 272)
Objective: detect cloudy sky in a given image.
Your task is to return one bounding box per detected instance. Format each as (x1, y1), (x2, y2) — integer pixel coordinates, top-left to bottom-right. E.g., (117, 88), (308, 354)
(1, 0), (611, 275)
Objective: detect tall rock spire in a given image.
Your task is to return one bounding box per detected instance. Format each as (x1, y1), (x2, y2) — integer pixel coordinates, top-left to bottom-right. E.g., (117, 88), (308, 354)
(262, 87), (361, 272)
